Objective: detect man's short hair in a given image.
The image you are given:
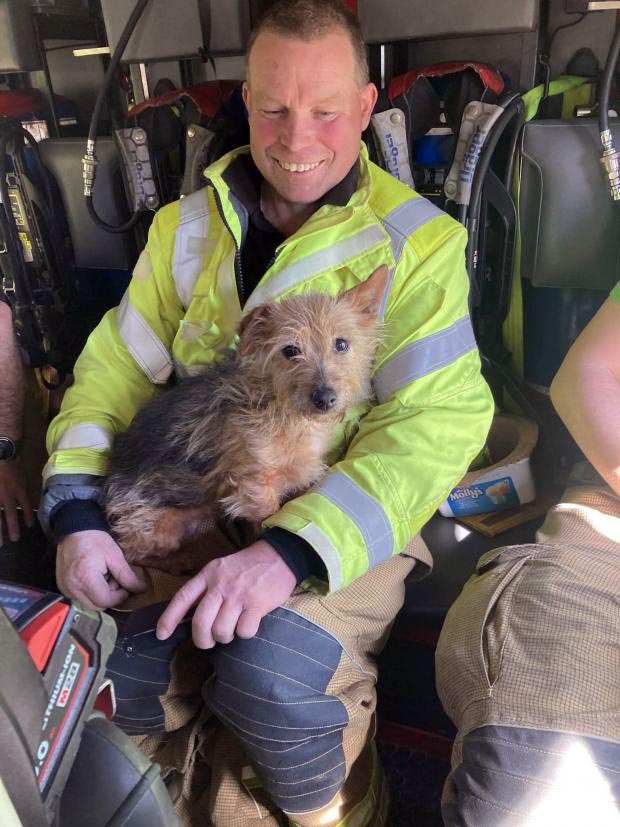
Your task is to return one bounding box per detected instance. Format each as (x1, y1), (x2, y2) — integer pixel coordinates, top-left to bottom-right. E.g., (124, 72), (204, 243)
(247, 0), (369, 86)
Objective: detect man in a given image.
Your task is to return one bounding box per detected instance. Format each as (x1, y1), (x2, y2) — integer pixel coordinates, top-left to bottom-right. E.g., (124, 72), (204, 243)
(41, 1), (494, 824)
(436, 284), (620, 824)
(0, 297), (33, 544)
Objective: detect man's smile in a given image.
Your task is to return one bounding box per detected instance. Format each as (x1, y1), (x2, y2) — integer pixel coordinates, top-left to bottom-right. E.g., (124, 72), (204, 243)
(273, 158), (325, 173)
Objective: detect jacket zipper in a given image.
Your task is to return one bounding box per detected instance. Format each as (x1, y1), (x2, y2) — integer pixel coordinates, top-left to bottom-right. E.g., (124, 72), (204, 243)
(208, 182), (246, 305)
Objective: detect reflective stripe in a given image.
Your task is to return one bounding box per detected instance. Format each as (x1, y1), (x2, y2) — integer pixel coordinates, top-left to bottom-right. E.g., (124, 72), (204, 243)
(374, 315), (477, 403)
(244, 225), (386, 312)
(117, 294), (173, 384)
(54, 423), (113, 452)
(380, 196), (445, 318)
(172, 187), (210, 308)
(382, 197), (445, 263)
(297, 523), (343, 590)
(314, 472), (393, 568)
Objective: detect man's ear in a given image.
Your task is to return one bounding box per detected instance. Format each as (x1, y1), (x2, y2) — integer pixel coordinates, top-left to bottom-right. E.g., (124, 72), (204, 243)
(242, 81), (250, 112)
(340, 265), (389, 318)
(360, 82), (378, 130)
(237, 304), (272, 355)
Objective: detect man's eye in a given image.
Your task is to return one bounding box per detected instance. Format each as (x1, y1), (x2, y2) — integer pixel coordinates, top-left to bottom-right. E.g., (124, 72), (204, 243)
(316, 111), (336, 119)
(334, 338), (349, 353)
(263, 110), (284, 118)
(282, 345), (301, 359)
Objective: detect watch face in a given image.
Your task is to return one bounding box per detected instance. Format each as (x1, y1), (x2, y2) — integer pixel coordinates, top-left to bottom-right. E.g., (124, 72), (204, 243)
(0, 437), (16, 461)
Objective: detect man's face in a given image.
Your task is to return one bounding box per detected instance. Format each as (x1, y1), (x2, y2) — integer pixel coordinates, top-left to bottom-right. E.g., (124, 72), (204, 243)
(243, 30), (377, 209)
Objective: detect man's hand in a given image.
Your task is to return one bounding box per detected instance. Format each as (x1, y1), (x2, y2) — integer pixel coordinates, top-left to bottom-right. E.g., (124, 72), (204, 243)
(56, 530), (146, 610)
(0, 459), (33, 543)
(156, 540), (297, 648)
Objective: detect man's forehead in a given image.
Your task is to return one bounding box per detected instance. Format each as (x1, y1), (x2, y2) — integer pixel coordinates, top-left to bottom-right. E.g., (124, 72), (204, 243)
(247, 30), (357, 84)
(252, 87), (345, 106)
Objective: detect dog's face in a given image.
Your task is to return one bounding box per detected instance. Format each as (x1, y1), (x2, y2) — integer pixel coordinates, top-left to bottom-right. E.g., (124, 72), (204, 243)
(238, 266), (388, 417)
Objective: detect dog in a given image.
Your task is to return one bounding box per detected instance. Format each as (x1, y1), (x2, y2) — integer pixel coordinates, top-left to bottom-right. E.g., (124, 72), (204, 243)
(102, 265), (388, 574)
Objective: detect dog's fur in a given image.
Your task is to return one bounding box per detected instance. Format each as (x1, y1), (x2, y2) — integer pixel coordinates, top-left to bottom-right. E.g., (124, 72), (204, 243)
(102, 265), (387, 572)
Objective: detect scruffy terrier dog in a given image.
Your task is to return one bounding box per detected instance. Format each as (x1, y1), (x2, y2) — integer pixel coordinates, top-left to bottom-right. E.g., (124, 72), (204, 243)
(102, 265), (387, 573)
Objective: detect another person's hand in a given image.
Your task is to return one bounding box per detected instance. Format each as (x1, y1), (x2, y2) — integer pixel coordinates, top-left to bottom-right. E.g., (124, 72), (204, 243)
(0, 458), (34, 543)
(156, 539), (297, 648)
(56, 530), (146, 610)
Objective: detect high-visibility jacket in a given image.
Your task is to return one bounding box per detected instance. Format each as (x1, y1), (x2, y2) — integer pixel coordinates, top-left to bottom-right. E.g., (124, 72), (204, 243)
(41, 144), (494, 591)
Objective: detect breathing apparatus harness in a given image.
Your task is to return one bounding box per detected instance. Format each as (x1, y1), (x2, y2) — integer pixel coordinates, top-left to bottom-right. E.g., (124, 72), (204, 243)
(0, 118), (74, 377)
(82, 0), (154, 234)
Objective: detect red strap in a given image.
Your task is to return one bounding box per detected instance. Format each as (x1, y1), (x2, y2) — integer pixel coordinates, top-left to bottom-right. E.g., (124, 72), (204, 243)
(0, 89), (45, 119)
(129, 80), (240, 120)
(342, 0), (357, 11)
(389, 61), (504, 102)
(19, 603), (70, 673)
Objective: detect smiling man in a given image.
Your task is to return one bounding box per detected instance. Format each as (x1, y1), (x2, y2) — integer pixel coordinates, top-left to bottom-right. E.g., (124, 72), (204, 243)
(40, 1), (493, 824)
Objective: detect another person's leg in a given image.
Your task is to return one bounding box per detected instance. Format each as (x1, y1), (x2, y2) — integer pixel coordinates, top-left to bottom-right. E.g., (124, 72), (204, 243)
(436, 489), (620, 826)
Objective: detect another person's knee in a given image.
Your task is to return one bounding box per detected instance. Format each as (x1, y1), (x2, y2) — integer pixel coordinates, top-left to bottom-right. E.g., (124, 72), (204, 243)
(442, 724), (620, 826)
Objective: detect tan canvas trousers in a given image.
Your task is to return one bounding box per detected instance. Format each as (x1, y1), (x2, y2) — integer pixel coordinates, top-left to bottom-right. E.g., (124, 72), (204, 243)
(121, 531), (430, 826)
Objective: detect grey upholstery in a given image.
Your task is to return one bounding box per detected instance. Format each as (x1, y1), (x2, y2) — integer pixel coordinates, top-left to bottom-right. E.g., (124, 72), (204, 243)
(519, 119), (620, 290)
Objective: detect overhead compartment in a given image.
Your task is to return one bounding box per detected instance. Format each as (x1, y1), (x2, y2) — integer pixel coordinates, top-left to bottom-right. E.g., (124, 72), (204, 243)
(358, 0), (539, 44)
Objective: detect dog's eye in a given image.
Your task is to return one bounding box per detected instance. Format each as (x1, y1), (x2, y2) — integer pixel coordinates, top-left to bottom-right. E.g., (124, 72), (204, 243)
(334, 338), (349, 353)
(282, 344), (301, 359)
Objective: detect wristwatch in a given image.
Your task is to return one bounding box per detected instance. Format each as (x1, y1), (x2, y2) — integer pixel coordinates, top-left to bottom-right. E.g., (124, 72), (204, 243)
(0, 436), (20, 462)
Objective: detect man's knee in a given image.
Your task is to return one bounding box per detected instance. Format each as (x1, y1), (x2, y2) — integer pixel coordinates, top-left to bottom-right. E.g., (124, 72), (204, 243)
(442, 725), (620, 826)
(205, 607), (349, 814)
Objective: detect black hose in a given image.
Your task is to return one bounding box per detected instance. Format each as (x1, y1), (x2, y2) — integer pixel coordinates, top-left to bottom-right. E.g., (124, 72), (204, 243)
(599, 21), (620, 135)
(85, 0), (152, 234)
(466, 98), (525, 282)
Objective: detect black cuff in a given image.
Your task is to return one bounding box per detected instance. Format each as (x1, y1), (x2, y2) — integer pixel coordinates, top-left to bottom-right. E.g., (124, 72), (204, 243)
(50, 499), (110, 542)
(262, 527), (327, 585)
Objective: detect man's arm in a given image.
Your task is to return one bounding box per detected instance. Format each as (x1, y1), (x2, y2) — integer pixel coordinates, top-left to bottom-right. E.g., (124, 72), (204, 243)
(41, 202), (185, 607)
(262, 223), (495, 588)
(0, 300), (33, 542)
(550, 294), (620, 497)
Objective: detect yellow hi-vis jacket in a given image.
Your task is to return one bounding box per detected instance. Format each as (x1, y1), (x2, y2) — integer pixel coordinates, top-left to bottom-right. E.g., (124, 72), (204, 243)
(41, 144), (494, 591)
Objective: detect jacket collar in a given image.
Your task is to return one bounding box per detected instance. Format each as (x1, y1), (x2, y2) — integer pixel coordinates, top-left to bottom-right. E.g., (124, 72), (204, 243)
(204, 143), (374, 247)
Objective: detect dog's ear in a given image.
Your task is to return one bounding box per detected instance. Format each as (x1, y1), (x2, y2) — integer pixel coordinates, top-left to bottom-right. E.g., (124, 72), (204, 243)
(340, 265), (389, 317)
(237, 304), (273, 355)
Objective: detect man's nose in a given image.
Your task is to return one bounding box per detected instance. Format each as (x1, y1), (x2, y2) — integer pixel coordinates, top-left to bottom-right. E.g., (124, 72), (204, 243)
(280, 114), (313, 152)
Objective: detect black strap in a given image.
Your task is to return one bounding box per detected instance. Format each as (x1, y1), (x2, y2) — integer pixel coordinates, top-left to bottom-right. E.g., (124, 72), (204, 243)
(197, 0), (212, 59)
(0, 611), (49, 827)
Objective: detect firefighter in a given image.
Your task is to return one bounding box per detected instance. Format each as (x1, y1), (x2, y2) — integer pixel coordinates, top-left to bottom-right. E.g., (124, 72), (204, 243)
(437, 283), (620, 824)
(40, 1), (494, 823)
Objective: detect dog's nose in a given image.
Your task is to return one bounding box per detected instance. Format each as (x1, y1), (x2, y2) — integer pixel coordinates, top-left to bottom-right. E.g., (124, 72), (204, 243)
(311, 386), (337, 411)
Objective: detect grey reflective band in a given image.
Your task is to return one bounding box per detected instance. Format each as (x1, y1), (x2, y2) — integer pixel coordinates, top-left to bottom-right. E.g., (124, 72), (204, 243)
(244, 225), (386, 312)
(117, 294), (173, 385)
(173, 187), (210, 309)
(314, 472), (393, 568)
(382, 197), (445, 261)
(380, 196), (445, 318)
(297, 523), (343, 591)
(39, 473), (104, 535)
(54, 423), (113, 452)
(373, 315), (477, 403)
